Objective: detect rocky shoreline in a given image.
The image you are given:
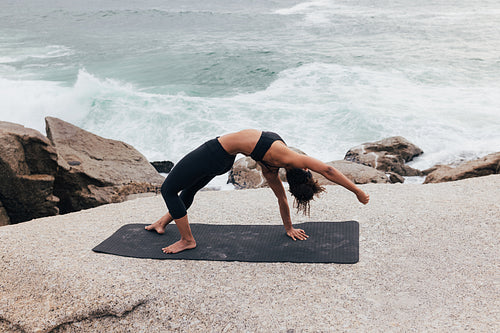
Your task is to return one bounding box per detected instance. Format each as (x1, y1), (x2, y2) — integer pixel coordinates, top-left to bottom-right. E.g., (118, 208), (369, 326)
(1, 118), (498, 226)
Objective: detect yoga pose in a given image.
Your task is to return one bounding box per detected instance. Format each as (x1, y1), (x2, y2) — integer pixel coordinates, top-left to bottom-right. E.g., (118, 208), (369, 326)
(146, 129), (370, 253)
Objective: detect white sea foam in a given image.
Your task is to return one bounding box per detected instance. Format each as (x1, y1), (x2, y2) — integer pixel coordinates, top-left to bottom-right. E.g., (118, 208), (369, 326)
(275, 0), (500, 28)
(274, 0), (338, 25)
(229, 62), (500, 167)
(1, 63), (498, 172)
(275, 0), (332, 15)
(0, 76), (84, 132)
(0, 45), (74, 64)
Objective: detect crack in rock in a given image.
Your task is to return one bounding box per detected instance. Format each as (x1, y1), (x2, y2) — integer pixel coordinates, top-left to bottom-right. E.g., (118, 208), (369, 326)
(0, 316), (27, 333)
(1, 299), (149, 333)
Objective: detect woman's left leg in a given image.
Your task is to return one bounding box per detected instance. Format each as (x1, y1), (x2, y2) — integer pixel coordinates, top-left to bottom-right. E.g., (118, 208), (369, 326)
(160, 174), (216, 253)
(145, 174), (214, 234)
(179, 174), (215, 210)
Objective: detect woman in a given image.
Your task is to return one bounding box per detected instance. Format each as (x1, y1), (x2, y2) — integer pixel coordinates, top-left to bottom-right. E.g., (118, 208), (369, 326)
(146, 129), (370, 254)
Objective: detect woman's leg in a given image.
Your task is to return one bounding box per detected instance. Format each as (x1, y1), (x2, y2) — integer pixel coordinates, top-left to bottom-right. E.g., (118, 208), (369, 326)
(147, 138), (235, 254)
(162, 214), (197, 253)
(145, 174), (214, 234)
(145, 141), (211, 231)
(145, 211), (173, 234)
(159, 175), (215, 253)
(179, 174), (215, 210)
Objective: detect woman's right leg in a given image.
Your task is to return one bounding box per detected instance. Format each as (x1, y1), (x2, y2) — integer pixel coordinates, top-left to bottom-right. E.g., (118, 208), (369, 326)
(162, 214), (197, 253)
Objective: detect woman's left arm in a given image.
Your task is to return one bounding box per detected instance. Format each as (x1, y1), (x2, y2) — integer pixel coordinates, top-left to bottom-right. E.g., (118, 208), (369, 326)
(288, 154), (370, 204)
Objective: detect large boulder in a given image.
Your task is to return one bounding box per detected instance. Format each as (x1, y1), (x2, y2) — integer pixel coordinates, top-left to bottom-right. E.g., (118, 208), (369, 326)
(344, 136), (423, 177)
(227, 157), (269, 189)
(0, 121), (60, 223)
(311, 160), (390, 185)
(45, 117), (164, 213)
(423, 152), (500, 184)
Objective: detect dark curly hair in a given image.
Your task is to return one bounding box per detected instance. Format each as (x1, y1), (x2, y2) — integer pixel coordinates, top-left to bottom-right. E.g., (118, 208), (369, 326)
(286, 168), (325, 216)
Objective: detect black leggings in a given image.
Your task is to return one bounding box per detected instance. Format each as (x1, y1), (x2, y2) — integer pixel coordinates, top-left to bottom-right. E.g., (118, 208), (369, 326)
(161, 138), (235, 219)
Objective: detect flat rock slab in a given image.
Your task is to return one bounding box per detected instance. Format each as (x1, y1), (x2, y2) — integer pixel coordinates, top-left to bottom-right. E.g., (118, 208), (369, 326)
(1, 176), (499, 332)
(92, 221), (359, 264)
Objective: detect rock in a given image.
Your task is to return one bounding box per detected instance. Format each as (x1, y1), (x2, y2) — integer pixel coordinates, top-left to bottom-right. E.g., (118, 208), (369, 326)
(344, 136), (423, 177)
(227, 147), (306, 189)
(387, 172), (405, 184)
(151, 161), (174, 173)
(0, 121), (60, 223)
(311, 160), (390, 185)
(227, 157), (269, 189)
(45, 117), (164, 213)
(0, 200), (10, 226)
(424, 152), (500, 184)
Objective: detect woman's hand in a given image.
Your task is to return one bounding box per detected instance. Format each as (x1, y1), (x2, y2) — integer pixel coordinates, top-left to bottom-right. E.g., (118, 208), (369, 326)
(286, 227), (309, 241)
(356, 190), (370, 204)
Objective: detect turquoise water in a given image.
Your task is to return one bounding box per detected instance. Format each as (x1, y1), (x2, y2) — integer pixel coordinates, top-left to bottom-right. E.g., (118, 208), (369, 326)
(1, 0), (499, 177)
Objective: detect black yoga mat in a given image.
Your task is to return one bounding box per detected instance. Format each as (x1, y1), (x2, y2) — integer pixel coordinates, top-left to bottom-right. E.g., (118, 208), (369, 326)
(92, 221), (359, 264)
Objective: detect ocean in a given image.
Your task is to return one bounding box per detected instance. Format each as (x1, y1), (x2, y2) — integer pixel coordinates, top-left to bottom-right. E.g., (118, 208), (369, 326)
(1, 0), (499, 187)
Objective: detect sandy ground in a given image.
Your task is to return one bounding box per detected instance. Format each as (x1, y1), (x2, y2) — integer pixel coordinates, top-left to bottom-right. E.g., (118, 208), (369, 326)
(0, 175), (499, 332)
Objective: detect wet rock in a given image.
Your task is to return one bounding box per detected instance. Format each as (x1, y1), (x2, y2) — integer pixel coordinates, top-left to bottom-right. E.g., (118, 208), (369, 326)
(424, 152), (500, 184)
(388, 172), (405, 184)
(344, 136), (423, 177)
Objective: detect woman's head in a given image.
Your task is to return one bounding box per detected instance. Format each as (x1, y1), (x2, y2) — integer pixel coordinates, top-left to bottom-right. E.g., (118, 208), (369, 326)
(286, 168), (325, 216)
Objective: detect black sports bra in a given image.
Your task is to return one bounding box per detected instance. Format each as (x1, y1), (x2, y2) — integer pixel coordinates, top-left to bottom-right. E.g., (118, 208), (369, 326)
(250, 131), (286, 168)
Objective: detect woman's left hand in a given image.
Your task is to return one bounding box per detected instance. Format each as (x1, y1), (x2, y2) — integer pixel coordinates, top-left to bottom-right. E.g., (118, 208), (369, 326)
(286, 227), (309, 241)
(356, 190), (370, 204)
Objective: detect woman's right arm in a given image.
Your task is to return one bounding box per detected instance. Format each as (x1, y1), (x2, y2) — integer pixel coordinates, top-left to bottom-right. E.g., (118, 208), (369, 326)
(260, 165), (309, 240)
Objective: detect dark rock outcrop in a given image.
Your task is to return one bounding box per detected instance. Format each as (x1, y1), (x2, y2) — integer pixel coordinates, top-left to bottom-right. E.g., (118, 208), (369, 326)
(387, 172), (405, 184)
(0, 200), (10, 226)
(0, 121), (60, 223)
(45, 117), (164, 213)
(344, 136), (423, 177)
(151, 161), (174, 173)
(423, 152), (500, 184)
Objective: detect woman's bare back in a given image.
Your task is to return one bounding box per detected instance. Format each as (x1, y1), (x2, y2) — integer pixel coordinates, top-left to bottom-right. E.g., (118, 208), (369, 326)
(218, 129), (293, 168)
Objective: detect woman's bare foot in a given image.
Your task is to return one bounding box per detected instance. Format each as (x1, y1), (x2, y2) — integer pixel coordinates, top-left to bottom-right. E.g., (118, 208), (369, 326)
(145, 213), (173, 234)
(145, 221), (166, 234)
(162, 239), (197, 254)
